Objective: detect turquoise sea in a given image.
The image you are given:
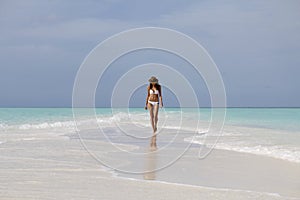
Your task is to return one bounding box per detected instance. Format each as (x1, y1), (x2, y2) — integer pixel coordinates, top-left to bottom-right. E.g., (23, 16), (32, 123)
(0, 108), (299, 131)
(0, 108), (300, 163)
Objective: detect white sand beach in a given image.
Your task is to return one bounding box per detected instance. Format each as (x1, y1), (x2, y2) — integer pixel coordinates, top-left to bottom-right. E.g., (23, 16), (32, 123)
(1, 127), (299, 200)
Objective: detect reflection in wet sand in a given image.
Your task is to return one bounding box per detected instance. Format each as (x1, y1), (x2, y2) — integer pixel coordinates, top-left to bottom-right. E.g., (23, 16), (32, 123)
(143, 135), (158, 180)
(150, 135), (157, 150)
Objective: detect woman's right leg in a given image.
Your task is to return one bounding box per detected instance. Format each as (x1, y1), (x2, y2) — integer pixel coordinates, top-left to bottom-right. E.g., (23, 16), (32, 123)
(147, 103), (155, 133)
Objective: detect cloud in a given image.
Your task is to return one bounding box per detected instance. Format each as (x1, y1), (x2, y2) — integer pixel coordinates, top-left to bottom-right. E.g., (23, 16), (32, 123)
(22, 18), (136, 41)
(153, 0), (300, 48)
(0, 0), (299, 106)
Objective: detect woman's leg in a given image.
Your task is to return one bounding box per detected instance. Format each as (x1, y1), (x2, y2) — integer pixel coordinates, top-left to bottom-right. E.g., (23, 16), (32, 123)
(153, 104), (159, 133)
(148, 103), (155, 133)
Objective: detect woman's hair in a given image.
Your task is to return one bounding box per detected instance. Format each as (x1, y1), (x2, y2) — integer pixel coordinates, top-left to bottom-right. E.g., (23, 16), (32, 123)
(149, 83), (160, 89)
(148, 83), (161, 96)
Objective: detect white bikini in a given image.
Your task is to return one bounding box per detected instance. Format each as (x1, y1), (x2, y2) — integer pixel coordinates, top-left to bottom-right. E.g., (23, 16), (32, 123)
(148, 89), (159, 105)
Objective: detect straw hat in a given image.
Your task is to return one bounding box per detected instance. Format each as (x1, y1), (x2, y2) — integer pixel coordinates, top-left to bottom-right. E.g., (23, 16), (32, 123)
(148, 76), (158, 83)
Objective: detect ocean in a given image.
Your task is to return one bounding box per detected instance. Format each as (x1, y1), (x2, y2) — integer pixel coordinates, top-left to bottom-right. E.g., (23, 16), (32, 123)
(0, 108), (300, 163)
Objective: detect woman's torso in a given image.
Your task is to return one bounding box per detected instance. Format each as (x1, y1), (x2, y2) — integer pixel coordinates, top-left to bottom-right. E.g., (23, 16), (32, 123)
(148, 88), (159, 102)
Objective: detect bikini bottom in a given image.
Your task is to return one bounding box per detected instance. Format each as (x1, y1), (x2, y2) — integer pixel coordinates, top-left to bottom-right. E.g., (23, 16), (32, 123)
(148, 100), (159, 106)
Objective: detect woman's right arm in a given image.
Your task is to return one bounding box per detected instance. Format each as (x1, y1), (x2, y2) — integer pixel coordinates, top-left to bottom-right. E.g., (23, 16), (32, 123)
(145, 86), (150, 109)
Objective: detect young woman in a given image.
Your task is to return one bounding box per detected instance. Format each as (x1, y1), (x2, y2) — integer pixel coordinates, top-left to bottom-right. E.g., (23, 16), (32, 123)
(145, 76), (163, 136)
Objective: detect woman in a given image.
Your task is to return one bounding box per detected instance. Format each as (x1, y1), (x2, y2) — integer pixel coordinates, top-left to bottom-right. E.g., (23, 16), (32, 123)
(145, 76), (163, 136)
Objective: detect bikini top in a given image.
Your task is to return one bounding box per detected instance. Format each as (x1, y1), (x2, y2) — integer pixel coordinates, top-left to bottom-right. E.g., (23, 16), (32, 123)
(150, 89), (159, 95)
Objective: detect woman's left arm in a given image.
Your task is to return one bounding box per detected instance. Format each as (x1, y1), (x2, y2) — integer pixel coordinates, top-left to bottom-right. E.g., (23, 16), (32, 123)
(159, 86), (163, 107)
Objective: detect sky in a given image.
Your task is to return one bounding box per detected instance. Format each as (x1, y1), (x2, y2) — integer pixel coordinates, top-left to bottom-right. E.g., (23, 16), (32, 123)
(0, 0), (299, 107)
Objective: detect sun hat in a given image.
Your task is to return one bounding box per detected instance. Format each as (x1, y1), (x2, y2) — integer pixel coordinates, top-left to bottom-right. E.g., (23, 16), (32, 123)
(148, 76), (158, 83)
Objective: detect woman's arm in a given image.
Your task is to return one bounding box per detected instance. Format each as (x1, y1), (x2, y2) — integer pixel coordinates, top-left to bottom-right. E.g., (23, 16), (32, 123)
(145, 86), (150, 109)
(159, 96), (163, 107)
(159, 85), (163, 107)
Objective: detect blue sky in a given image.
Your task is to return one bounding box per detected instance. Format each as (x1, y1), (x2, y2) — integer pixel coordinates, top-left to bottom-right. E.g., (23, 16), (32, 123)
(0, 0), (299, 107)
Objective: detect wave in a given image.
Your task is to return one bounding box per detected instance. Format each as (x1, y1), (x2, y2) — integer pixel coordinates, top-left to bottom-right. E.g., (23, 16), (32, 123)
(0, 110), (206, 133)
(0, 121), (76, 132)
(185, 135), (300, 163)
(0, 111), (149, 132)
(19, 121), (76, 130)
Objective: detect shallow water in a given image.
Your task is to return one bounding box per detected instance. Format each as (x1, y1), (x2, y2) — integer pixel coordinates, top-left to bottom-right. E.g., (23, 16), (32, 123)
(0, 108), (299, 163)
